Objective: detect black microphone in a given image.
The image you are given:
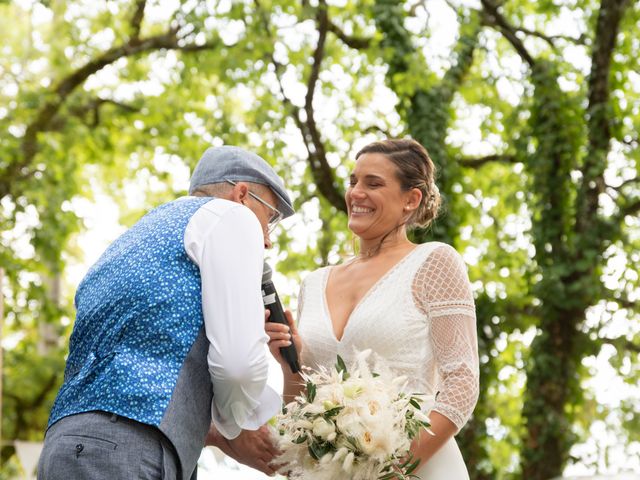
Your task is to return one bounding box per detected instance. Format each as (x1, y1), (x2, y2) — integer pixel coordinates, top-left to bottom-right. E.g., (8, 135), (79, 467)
(262, 261), (301, 374)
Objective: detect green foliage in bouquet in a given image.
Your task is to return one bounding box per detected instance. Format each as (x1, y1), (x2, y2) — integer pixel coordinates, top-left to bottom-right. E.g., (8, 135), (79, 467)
(274, 350), (432, 480)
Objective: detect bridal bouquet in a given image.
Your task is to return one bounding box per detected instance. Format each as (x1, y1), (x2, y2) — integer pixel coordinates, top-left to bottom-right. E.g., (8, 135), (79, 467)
(273, 349), (432, 480)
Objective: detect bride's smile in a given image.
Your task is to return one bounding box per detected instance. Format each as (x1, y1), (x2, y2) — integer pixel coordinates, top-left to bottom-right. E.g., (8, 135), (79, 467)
(346, 152), (421, 251)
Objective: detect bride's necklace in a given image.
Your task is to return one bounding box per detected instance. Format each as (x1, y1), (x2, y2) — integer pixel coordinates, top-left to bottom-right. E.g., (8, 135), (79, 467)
(357, 240), (412, 260)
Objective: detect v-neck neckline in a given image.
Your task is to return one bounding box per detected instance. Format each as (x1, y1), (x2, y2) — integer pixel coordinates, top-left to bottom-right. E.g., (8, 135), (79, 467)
(321, 245), (423, 343)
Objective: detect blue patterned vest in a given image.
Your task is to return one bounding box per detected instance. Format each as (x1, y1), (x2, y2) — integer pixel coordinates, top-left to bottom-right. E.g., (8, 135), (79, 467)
(48, 196), (216, 479)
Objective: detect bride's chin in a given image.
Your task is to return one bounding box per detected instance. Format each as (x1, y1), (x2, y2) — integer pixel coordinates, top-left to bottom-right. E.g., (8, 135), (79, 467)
(348, 228), (381, 243)
(348, 217), (372, 232)
(347, 223), (366, 236)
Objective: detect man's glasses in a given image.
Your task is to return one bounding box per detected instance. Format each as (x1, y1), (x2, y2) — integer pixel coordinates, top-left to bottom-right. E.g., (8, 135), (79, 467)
(226, 180), (283, 234)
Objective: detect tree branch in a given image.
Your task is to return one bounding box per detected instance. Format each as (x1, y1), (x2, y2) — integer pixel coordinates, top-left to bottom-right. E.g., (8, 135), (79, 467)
(515, 27), (587, 48)
(621, 198), (640, 217)
(327, 19), (371, 49)
(439, 9), (483, 102)
(601, 336), (640, 354)
(576, 0), (630, 235)
(442, 0), (458, 14)
(130, 0), (147, 43)
(363, 125), (393, 138)
(480, 0), (536, 67)
(92, 98), (139, 113)
(607, 176), (639, 192)
(620, 135), (638, 147)
(458, 154), (518, 168)
(304, 4), (327, 113)
(602, 287), (639, 311)
(71, 97), (141, 127)
(254, 0), (346, 213)
(2, 372), (59, 410)
(305, 3), (347, 211)
(0, 22), (219, 200)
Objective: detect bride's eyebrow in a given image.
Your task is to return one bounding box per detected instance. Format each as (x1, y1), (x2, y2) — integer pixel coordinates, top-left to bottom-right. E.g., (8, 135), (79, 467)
(363, 174), (385, 182)
(350, 174), (386, 182)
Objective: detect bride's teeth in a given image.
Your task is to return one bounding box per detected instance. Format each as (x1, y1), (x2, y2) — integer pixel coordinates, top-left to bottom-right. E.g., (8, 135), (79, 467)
(352, 206), (373, 213)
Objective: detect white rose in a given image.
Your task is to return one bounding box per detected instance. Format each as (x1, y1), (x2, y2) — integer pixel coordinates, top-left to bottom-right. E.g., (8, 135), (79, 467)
(301, 403), (325, 415)
(312, 417), (336, 441)
(294, 419), (313, 430)
(342, 380), (363, 399)
(336, 412), (363, 438)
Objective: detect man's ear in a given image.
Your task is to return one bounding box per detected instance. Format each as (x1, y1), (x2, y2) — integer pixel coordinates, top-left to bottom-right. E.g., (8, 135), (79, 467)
(229, 182), (250, 204)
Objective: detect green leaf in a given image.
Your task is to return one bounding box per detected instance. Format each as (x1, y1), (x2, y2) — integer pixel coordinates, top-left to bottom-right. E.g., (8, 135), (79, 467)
(306, 381), (316, 403)
(335, 354), (348, 375)
(293, 434), (308, 444)
(308, 440), (333, 461)
(405, 459), (421, 475)
(323, 406), (345, 418)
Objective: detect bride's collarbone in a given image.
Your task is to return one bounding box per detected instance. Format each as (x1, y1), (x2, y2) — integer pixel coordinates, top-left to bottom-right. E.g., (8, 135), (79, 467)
(325, 247), (419, 330)
(333, 253), (404, 285)
(327, 264), (375, 298)
(326, 259), (395, 308)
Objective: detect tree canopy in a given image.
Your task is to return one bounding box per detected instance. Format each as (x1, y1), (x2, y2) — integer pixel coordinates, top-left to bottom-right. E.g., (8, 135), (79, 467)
(1, 0), (638, 478)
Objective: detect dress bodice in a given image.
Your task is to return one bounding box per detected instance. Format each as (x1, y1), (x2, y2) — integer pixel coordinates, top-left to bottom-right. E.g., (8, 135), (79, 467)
(297, 242), (479, 431)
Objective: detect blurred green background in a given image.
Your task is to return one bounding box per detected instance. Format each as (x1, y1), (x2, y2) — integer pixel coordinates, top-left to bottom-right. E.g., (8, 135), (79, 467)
(0, 0), (638, 478)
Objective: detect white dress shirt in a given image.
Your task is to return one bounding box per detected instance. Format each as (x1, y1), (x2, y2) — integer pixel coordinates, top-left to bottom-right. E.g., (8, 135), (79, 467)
(183, 196), (281, 439)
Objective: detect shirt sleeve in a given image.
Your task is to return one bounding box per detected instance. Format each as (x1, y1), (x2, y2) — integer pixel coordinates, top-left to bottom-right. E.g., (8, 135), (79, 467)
(184, 198), (281, 439)
(414, 243), (479, 432)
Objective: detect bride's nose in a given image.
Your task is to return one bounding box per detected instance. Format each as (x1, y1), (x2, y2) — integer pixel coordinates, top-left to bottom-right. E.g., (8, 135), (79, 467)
(349, 183), (367, 199)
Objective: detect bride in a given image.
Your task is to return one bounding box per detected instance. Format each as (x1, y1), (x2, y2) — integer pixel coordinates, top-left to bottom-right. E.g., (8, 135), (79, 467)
(266, 138), (479, 479)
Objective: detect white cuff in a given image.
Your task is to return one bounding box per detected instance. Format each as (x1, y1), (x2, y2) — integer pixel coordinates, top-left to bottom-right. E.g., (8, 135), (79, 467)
(210, 384), (281, 440)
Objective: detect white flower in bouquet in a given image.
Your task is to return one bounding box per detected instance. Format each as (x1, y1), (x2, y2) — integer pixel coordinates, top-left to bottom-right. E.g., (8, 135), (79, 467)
(273, 349), (432, 480)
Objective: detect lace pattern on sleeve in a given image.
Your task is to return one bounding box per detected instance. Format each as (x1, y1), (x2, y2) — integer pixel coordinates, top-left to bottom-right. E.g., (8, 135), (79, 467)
(296, 276), (307, 327)
(413, 244), (479, 430)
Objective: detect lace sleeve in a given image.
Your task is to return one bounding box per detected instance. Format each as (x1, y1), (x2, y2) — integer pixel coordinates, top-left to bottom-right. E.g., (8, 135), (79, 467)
(295, 276), (307, 327)
(413, 244), (479, 431)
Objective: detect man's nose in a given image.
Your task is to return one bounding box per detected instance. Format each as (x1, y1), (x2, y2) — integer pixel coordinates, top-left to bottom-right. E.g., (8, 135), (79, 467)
(264, 235), (273, 249)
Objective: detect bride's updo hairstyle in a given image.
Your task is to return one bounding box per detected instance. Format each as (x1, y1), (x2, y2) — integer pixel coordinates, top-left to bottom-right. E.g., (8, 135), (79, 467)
(355, 138), (441, 229)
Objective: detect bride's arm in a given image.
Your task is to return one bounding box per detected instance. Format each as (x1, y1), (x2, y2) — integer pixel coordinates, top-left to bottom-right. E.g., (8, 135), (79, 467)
(282, 370), (304, 403)
(410, 411), (457, 462)
(265, 309), (305, 403)
(266, 277), (308, 402)
(411, 244), (479, 463)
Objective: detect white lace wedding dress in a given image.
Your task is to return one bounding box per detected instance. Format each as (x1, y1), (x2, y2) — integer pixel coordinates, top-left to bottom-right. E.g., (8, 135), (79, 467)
(297, 242), (479, 479)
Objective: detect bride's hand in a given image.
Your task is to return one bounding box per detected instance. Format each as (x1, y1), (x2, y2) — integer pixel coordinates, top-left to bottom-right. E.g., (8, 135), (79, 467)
(264, 309), (303, 372)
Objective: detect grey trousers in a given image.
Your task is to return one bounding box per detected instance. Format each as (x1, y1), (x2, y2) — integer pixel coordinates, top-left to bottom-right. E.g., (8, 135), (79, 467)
(37, 411), (181, 480)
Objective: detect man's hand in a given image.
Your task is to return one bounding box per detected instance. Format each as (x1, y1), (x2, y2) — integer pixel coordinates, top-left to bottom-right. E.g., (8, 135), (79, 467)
(206, 424), (280, 476)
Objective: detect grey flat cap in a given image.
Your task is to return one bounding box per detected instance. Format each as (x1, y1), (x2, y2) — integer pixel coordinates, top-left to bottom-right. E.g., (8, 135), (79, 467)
(189, 146), (294, 218)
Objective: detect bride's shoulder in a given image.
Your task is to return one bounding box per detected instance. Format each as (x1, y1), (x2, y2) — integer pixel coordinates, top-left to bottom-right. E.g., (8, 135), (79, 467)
(415, 242), (466, 266)
(416, 240), (458, 253)
(302, 258), (355, 286)
(302, 265), (331, 283)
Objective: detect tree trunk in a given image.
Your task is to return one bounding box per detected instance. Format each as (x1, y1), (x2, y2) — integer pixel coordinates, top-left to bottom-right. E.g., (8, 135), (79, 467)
(521, 308), (582, 478)
(0, 267), (4, 452)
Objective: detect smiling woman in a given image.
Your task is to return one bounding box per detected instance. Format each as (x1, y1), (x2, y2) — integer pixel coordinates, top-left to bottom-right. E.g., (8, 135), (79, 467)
(266, 137), (479, 480)
(346, 139), (441, 257)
